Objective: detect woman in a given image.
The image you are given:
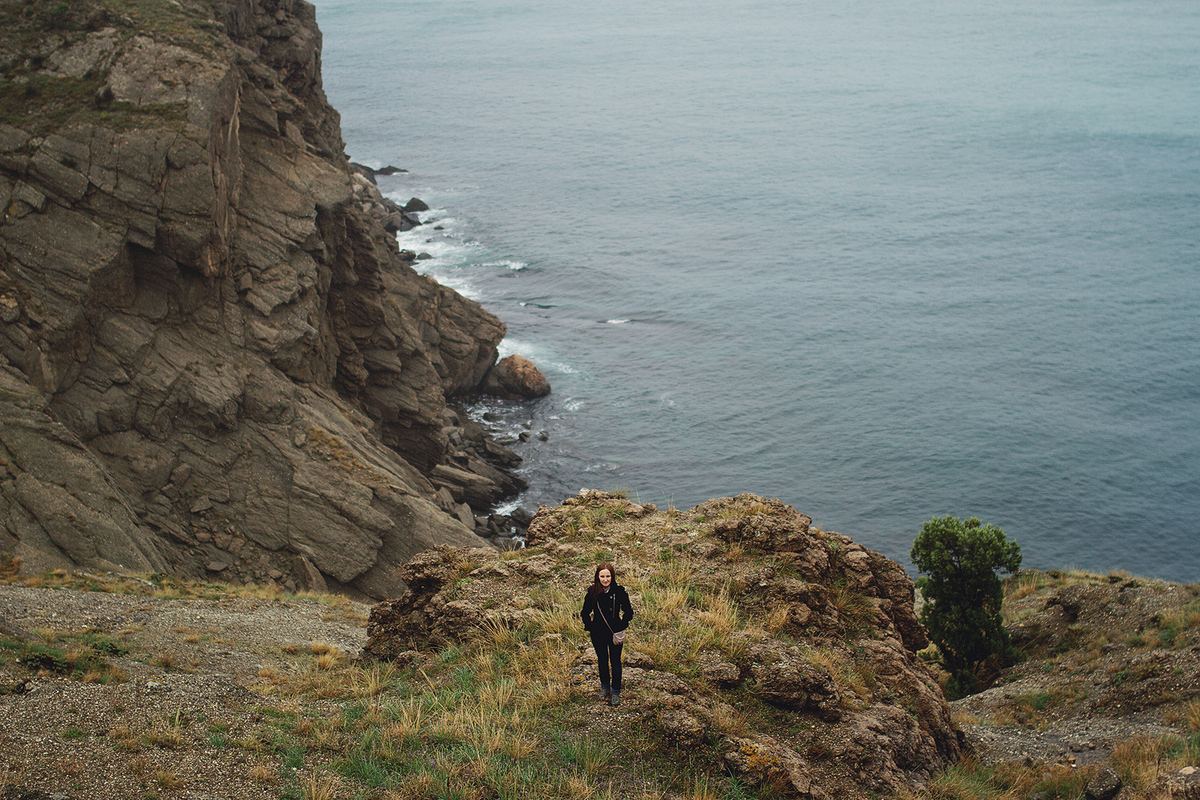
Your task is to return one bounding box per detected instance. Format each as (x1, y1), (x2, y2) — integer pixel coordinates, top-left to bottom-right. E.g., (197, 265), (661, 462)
(580, 562), (633, 706)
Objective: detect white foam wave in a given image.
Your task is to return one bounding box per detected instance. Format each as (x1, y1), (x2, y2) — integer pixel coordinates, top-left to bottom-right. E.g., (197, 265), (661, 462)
(375, 195), (586, 384)
(421, 269), (476, 296)
(492, 499), (522, 515)
(387, 213), (490, 298)
(604, 318), (630, 324)
(497, 338), (579, 376)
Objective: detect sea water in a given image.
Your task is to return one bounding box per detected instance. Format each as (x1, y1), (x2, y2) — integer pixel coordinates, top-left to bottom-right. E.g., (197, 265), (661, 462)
(311, 0), (1200, 583)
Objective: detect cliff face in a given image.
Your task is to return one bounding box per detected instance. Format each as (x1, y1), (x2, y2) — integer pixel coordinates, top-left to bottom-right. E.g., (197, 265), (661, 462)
(0, 0), (517, 597)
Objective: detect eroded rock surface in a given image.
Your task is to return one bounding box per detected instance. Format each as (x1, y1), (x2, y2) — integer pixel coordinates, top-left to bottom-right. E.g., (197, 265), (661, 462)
(0, 0), (540, 597)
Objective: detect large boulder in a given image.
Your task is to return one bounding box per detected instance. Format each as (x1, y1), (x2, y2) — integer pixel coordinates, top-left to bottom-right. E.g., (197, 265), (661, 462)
(1151, 767), (1200, 800)
(480, 354), (551, 399)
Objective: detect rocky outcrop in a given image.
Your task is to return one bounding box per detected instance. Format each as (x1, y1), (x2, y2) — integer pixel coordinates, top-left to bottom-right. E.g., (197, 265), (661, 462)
(480, 353), (551, 399)
(363, 491), (961, 798)
(0, 0), (542, 597)
(1152, 767), (1200, 800)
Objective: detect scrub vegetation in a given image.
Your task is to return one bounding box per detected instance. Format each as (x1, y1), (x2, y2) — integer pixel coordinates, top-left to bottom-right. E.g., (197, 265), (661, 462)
(0, 0), (213, 135)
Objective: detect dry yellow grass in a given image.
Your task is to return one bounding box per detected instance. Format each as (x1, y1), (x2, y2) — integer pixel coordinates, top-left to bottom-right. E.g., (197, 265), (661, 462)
(154, 769), (185, 789)
(686, 773), (721, 800)
(643, 585), (689, 625)
(1186, 699), (1200, 732)
(1110, 735), (1169, 791)
(248, 762), (278, 784)
(702, 701), (749, 736)
(313, 652), (339, 671)
(384, 701), (424, 741)
(301, 768), (342, 800)
(352, 661), (397, 697)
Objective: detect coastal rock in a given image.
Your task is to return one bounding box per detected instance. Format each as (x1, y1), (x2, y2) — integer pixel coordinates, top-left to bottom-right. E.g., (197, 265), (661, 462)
(0, 365), (168, 575)
(481, 354), (551, 399)
(1085, 767), (1122, 800)
(361, 544), (502, 658)
(0, 0), (544, 597)
(723, 736), (829, 799)
(700, 653), (742, 686)
(752, 649), (843, 721)
(524, 488), (655, 547)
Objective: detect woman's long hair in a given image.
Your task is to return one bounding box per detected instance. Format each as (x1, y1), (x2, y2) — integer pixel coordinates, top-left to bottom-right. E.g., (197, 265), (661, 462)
(587, 562), (618, 598)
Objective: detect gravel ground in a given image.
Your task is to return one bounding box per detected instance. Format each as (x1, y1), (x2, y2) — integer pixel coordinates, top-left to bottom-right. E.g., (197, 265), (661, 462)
(1, 582), (370, 800)
(2, 568), (1197, 799)
(950, 573), (1200, 771)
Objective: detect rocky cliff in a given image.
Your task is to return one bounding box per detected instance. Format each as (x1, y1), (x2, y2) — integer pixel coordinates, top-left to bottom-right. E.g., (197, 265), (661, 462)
(0, 0), (536, 598)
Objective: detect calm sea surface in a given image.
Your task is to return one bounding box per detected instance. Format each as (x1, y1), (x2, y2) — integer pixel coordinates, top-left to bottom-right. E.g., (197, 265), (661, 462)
(312, 0), (1200, 583)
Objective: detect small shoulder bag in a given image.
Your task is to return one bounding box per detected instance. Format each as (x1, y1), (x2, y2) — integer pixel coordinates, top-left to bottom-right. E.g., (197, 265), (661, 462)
(598, 596), (626, 645)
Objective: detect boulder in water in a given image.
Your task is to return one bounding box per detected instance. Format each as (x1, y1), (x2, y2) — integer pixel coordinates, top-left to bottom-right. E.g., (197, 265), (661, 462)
(481, 354), (551, 399)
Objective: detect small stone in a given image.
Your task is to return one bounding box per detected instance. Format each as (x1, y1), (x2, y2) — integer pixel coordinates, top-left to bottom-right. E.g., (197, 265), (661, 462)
(1085, 767), (1122, 800)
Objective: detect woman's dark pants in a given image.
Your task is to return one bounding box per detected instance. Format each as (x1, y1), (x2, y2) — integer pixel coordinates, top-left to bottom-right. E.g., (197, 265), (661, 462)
(590, 631), (622, 692)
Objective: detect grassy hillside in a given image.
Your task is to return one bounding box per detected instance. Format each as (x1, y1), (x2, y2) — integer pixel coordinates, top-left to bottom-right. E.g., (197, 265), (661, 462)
(1, 496), (1198, 800)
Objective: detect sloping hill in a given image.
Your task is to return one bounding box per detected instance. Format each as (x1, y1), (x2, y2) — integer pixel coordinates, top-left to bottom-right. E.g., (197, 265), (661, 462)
(1, 493), (1198, 799)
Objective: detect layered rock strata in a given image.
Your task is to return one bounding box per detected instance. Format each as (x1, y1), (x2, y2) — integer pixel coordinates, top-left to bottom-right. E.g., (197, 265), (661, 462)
(0, 0), (540, 597)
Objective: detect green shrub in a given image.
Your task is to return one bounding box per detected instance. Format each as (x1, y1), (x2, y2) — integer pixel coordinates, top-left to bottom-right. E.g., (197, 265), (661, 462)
(911, 516), (1022, 698)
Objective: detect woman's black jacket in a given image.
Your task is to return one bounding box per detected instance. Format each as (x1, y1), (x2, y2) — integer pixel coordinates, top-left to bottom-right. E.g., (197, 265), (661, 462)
(580, 584), (633, 636)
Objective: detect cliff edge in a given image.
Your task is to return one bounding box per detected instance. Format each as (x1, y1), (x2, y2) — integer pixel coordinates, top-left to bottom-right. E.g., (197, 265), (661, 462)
(0, 0), (533, 598)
